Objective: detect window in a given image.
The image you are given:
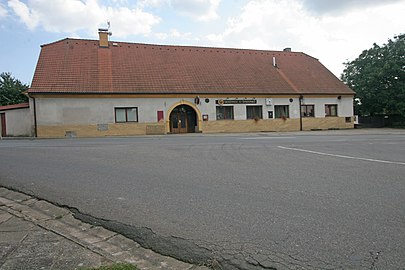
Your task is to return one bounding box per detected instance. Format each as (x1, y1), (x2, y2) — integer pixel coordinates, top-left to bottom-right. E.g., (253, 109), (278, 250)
(115, 107), (138, 123)
(274, 105), (289, 118)
(216, 106), (234, 120)
(301, 105), (315, 117)
(325, 104), (338, 117)
(247, 106), (263, 119)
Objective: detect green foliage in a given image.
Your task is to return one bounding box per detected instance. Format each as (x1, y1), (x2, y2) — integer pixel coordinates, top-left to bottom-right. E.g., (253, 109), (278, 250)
(0, 72), (29, 106)
(342, 34), (405, 116)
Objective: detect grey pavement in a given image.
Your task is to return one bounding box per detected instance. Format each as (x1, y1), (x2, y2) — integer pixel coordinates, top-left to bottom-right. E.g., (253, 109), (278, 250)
(0, 187), (209, 270)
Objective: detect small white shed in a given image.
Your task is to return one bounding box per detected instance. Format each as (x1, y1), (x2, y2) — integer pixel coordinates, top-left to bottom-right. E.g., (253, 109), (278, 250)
(0, 103), (33, 137)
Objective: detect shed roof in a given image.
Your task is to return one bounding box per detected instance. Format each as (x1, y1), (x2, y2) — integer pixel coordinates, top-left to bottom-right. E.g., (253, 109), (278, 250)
(29, 38), (354, 95)
(0, 103), (29, 111)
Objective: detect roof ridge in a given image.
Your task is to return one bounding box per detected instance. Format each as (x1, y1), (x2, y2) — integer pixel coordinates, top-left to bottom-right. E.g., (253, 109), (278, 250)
(40, 38), (70, 47)
(108, 41), (300, 54)
(40, 37), (309, 55)
(40, 37), (99, 47)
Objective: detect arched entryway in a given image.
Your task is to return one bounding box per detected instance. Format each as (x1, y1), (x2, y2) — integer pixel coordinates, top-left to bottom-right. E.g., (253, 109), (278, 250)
(169, 105), (197, 134)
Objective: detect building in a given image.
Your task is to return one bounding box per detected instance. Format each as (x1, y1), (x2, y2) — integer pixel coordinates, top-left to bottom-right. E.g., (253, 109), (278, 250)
(0, 103), (33, 137)
(27, 30), (354, 138)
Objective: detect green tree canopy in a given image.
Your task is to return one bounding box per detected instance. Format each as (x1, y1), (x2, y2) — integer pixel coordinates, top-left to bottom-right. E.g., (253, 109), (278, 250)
(0, 72), (29, 106)
(342, 34), (405, 116)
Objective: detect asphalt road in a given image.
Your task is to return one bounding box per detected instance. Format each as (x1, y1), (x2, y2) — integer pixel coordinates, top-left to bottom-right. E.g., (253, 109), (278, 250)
(1, 129), (404, 269)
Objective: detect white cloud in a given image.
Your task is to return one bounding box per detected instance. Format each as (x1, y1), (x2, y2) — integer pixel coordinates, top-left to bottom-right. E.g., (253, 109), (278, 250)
(8, 0), (39, 29)
(0, 3), (8, 18)
(105, 6), (161, 37)
(300, 0), (404, 15)
(154, 28), (200, 43)
(138, 0), (168, 8)
(7, 0), (160, 37)
(207, 1), (307, 49)
(171, 0), (220, 21)
(205, 0), (405, 77)
(139, 0), (221, 22)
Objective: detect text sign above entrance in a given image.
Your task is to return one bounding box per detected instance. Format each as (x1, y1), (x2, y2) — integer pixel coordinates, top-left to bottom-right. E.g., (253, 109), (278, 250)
(216, 99), (257, 105)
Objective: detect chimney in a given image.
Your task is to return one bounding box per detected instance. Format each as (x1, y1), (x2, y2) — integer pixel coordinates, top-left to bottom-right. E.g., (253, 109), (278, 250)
(98, 28), (111, 48)
(283, 47), (292, 52)
(272, 56), (277, 68)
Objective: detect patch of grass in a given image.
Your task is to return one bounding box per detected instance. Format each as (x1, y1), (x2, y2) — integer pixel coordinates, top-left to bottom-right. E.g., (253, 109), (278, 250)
(81, 263), (138, 270)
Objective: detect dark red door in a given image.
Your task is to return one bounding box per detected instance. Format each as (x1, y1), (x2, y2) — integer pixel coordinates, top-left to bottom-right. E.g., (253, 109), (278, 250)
(1, 113), (6, 137)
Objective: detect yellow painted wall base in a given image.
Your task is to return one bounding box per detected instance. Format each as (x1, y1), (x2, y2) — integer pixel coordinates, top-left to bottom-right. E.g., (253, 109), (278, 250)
(37, 122), (166, 138)
(302, 117), (354, 131)
(202, 119), (300, 133)
(37, 117), (353, 138)
(202, 117), (353, 133)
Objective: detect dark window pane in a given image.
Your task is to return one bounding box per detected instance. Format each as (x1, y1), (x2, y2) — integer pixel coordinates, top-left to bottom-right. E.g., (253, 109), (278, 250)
(301, 105), (314, 117)
(216, 106), (234, 120)
(247, 106), (262, 119)
(275, 105), (289, 118)
(325, 104), (338, 116)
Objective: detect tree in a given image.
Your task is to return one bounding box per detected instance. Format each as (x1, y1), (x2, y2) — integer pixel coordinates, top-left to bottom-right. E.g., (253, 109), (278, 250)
(0, 72), (29, 106)
(341, 34), (405, 117)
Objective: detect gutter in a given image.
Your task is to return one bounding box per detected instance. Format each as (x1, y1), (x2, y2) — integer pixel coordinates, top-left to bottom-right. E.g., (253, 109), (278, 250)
(31, 96), (38, 138)
(23, 91), (38, 138)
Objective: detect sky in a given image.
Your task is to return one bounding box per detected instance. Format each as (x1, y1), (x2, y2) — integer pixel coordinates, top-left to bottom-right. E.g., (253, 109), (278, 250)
(0, 0), (404, 85)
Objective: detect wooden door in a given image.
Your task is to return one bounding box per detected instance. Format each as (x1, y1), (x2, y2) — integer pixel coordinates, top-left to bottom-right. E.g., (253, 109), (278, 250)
(171, 111), (188, 133)
(0, 113), (6, 137)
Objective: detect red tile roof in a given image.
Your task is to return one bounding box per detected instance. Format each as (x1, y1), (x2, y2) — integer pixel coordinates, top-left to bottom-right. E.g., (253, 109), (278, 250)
(29, 38), (354, 95)
(0, 103), (29, 111)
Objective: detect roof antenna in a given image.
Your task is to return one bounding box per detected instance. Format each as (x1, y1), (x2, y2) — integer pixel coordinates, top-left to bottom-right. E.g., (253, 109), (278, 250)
(107, 21), (112, 38)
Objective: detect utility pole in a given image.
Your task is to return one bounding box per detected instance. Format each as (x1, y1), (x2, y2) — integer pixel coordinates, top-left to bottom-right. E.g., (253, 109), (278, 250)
(299, 95), (303, 131)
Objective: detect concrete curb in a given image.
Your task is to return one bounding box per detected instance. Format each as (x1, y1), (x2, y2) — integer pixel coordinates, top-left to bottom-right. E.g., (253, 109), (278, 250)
(0, 187), (209, 270)
(1, 128), (404, 140)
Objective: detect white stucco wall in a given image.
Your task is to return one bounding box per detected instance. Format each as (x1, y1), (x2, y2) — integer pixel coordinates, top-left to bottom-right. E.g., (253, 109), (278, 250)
(0, 108), (33, 136)
(302, 96), (353, 117)
(34, 96), (353, 125)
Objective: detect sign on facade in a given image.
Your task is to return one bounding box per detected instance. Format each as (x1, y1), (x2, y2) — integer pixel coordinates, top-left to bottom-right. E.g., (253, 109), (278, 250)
(216, 99), (257, 105)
